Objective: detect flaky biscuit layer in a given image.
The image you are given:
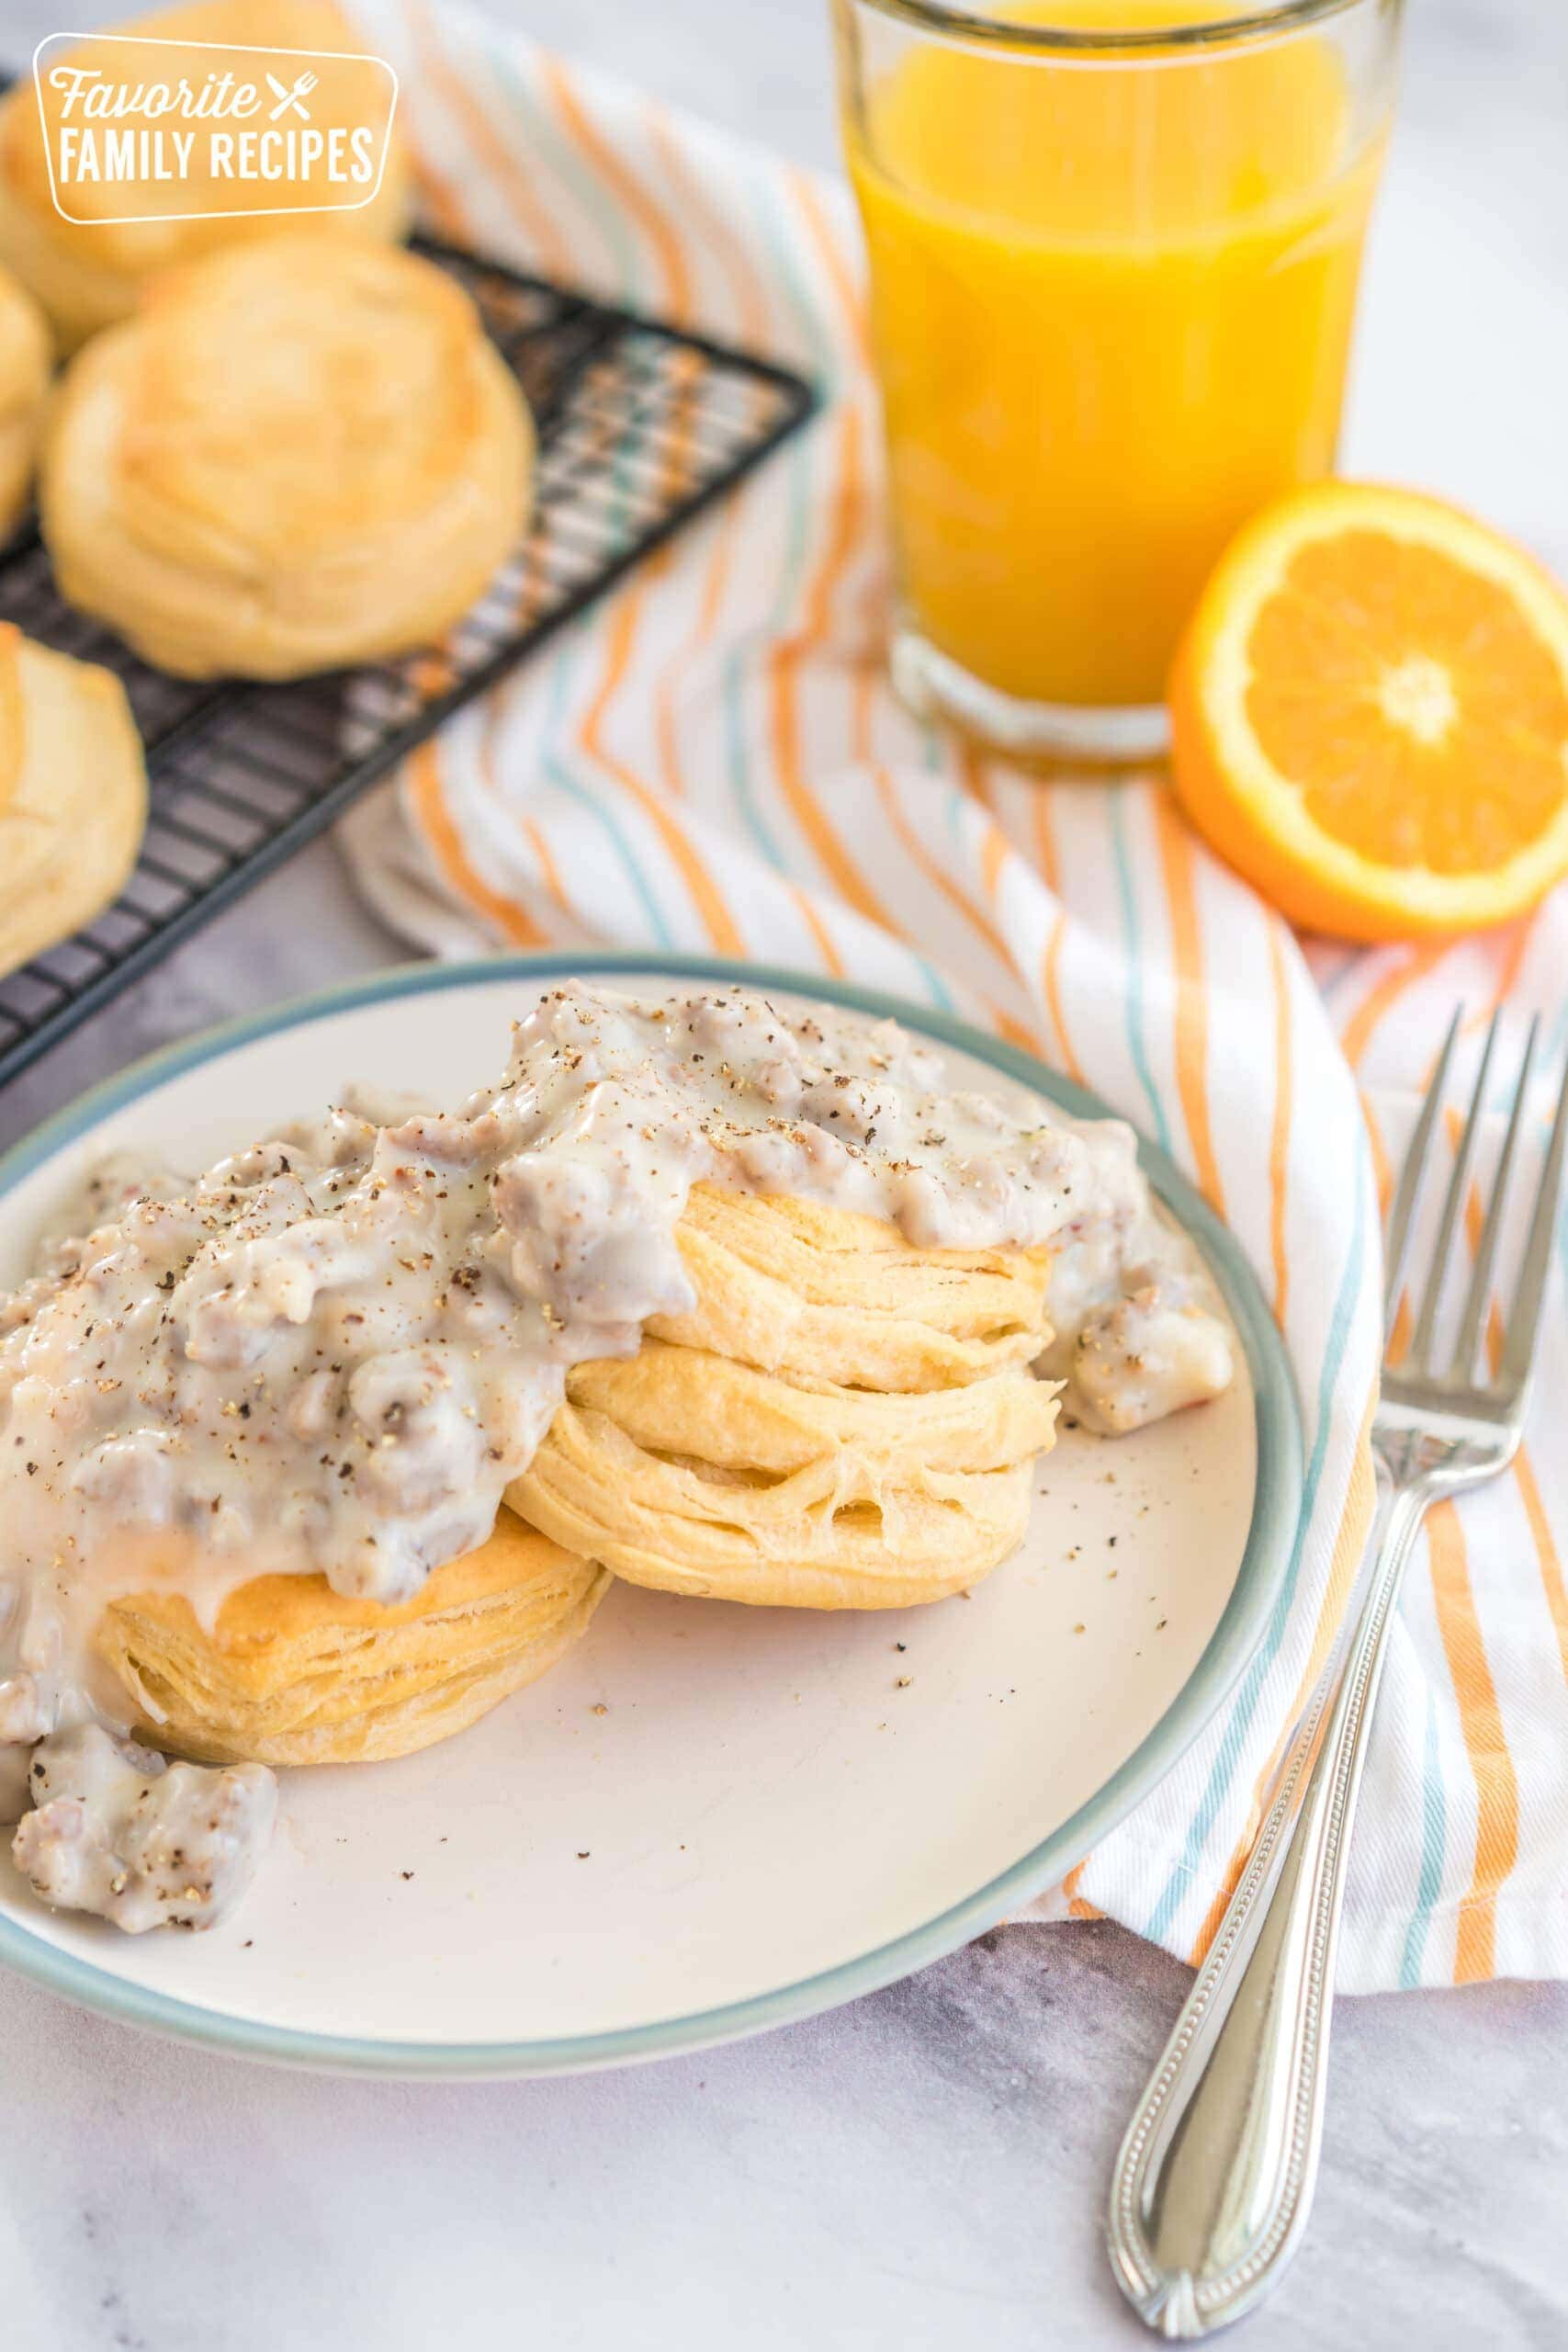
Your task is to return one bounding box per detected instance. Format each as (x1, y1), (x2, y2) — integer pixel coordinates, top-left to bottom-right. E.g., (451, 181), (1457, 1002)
(513, 1186), (1059, 1609)
(97, 1510), (609, 1767)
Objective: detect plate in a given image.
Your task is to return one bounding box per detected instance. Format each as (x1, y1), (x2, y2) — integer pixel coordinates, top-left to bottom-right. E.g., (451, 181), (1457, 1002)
(0, 955), (1302, 2075)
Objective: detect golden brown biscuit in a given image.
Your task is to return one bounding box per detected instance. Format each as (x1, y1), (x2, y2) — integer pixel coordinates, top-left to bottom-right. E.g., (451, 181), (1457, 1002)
(0, 0), (412, 350)
(0, 621), (147, 980)
(96, 1509), (610, 1768)
(648, 1188), (1055, 1393)
(41, 234), (535, 678)
(513, 1354), (1057, 1611)
(511, 1186), (1060, 1609)
(571, 1338), (1055, 1480)
(0, 266), (49, 537)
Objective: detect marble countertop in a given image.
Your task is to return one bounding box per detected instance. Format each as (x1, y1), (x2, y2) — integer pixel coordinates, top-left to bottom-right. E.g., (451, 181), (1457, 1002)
(3, 3), (1568, 2346)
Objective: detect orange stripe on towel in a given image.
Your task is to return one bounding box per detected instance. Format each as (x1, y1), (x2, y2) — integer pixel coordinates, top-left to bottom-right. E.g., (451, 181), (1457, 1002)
(1153, 791), (1224, 1215)
(645, 103), (770, 345)
(1516, 1450), (1568, 1692)
(787, 168), (871, 365)
(1339, 939), (1453, 1070)
(1426, 1499), (1519, 1984)
(541, 57), (694, 321)
(406, 742), (547, 946)
(409, 1), (572, 277)
(766, 408), (896, 930)
(1062, 1862), (1100, 1922)
(1456, 1130), (1568, 1697)
(578, 586), (747, 956)
(1029, 794), (1087, 1086)
(789, 887), (848, 978)
(1266, 923), (1293, 1324)
(870, 757), (1014, 977)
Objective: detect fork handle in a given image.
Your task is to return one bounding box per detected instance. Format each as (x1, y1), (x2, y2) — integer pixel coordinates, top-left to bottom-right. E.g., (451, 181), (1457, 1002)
(1107, 1478), (1427, 2338)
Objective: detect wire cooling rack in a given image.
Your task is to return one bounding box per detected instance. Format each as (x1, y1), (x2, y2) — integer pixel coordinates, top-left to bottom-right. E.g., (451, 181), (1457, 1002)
(0, 232), (818, 1091)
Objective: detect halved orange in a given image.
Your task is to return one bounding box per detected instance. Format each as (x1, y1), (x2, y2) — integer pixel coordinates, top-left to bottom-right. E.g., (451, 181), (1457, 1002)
(1168, 482), (1568, 940)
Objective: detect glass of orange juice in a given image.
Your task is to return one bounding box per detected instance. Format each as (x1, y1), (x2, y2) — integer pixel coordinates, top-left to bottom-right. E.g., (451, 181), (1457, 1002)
(834, 0), (1404, 763)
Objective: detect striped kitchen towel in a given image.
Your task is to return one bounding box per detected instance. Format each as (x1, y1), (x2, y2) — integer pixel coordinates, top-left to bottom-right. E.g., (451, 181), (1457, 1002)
(340, 0), (1568, 1992)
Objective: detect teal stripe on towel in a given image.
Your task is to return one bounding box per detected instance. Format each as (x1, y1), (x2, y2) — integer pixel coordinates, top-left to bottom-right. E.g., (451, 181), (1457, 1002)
(1400, 1680), (1450, 1987)
(722, 177), (954, 1015)
(1109, 791), (1174, 1157)
(536, 629), (677, 949)
(491, 51), (643, 302)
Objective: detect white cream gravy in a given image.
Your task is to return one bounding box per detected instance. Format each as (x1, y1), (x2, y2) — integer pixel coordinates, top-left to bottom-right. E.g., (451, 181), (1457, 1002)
(0, 982), (1232, 1927)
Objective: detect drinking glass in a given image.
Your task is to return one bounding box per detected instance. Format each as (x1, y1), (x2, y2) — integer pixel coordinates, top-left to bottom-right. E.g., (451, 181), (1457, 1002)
(833, 0), (1404, 763)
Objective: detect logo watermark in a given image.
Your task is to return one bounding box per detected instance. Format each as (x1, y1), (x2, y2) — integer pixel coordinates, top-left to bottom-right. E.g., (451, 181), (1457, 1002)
(33, 30), (399, 227)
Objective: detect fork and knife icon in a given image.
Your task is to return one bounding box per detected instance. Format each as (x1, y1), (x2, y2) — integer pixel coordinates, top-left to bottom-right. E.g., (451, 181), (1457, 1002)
(265, 69), (318, 122)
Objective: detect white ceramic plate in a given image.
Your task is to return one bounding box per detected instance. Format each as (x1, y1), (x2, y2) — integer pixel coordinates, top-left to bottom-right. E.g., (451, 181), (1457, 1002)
(0, 956), (1301, 2075)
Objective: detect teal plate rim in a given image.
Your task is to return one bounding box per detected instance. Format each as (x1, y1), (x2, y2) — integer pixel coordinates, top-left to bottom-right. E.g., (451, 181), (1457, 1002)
(0, 952), (1304, 2077)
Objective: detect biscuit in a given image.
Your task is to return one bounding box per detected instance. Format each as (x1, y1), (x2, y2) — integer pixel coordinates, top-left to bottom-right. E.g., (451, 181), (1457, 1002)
(41, 233), (535, 678)
(649, 1187), (1055, 1392)
(96, 1508), (610, 1767)
(511, 1186), (1060, 1609)
(0, 621), (147, 980)
(0, 0), (412, 349)
(0, 265), (49, 537)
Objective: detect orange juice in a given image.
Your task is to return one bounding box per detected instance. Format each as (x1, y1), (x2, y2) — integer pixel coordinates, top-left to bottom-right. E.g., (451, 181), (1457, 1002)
(843, 1), (1390, 714)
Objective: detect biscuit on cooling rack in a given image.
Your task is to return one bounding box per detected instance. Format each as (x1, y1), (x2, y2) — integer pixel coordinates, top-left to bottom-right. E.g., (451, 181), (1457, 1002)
(0, 620), (146, 982)
(0, 0), (412, 351)
(0, 265), (48, 539)
(41, 233), (536, 680)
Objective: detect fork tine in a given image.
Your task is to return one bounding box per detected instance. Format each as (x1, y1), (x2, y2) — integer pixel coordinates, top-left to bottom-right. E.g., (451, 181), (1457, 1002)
(1450, 1014), (1540, 1382)
(1409, 1008), (1502, 1374)
(1384, 1004), (1462, 1338)
(1497, 1038), (1568, 1396)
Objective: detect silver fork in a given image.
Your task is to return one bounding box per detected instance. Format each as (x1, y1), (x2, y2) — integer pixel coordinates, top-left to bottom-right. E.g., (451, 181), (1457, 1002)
(1107, 1004), (1568, 2338)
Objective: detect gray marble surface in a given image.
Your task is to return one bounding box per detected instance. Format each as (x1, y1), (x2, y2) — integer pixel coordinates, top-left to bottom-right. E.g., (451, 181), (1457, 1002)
(2, 3), (1568, 2347)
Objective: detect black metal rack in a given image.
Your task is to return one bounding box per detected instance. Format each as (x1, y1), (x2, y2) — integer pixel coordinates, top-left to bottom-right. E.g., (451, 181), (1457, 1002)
(0, 233), (818, 1090)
